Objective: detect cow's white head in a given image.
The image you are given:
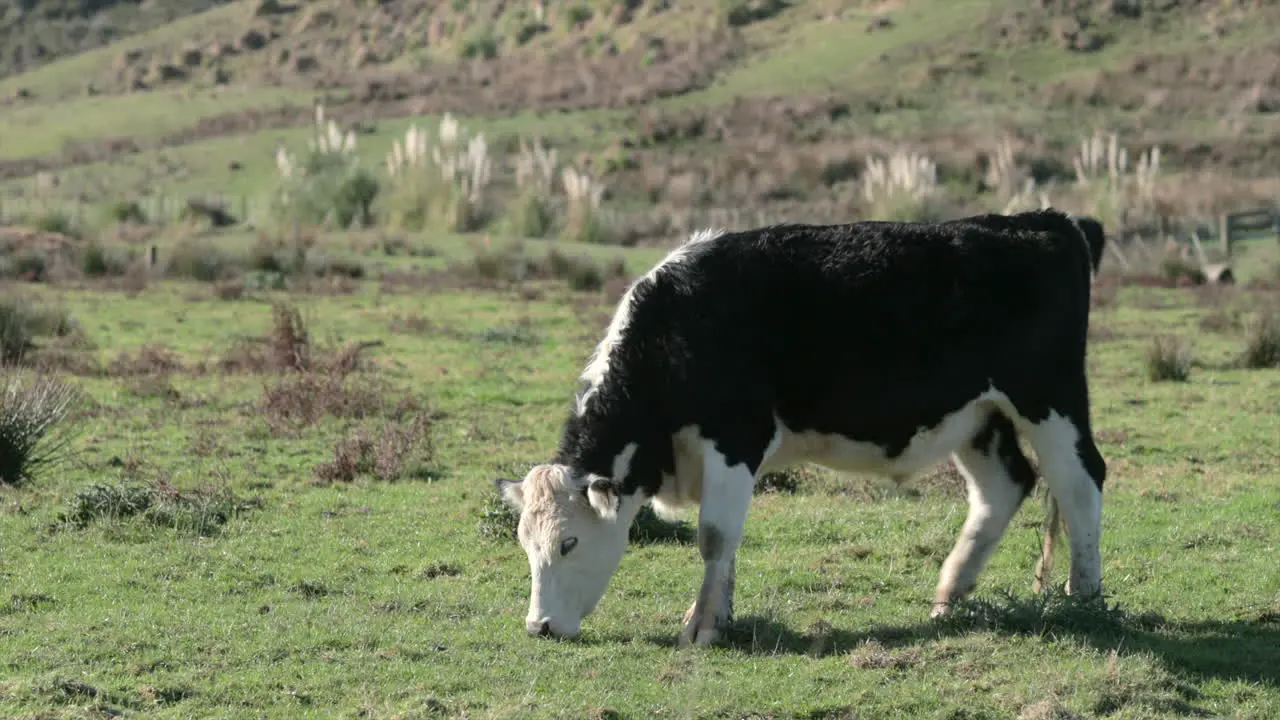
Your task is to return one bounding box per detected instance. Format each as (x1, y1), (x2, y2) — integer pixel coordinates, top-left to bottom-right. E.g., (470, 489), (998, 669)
(496, 463), (644, 639)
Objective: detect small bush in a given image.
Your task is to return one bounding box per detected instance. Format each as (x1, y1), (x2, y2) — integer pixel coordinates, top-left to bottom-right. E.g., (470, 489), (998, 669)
(0, 295), (76, 365)
(1240, 308), (1280, 369)
(259, 371), (387, 434)
(0, 372), (82, 487)
(1160, 255), (1206, 286)
(31, 209), (78, 238)
(1, 248), (50, 281)
(861, 151), (949, 223)
(313, 414), (435, 483)
(477, 491), (519, 540)
(165, 240), (235, 282)
(756, 468), (802, 495)
(629, 505), (694, 545)
(458, 243), (626, 291)
(79, 242), (134, 278)
(272, 107), (380, 230)
(1145, 336), (1192, 382)
(721, 0), (789, 27)
(562, 166), (611, 244)
(56, 480), (252, 536)
(103, 200), (147, 225)
(380, 117), (493, 234)
(504, 190), (556, 238)
(458, 25), (498, 59)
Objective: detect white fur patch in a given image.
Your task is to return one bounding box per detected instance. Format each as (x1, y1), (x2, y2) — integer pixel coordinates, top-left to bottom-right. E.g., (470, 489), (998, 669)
(764, 388), (1009, 481)
(611, 442), (638, 482)
(575, 228), (725, 416)
(1015, 410), (1104, 597)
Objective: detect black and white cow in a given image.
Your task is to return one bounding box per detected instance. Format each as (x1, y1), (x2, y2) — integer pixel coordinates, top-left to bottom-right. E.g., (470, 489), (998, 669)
(496, 208), (1108, 646)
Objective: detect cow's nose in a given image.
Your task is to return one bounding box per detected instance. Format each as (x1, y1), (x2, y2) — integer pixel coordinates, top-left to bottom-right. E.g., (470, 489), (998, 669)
(526, 619), (553, 637)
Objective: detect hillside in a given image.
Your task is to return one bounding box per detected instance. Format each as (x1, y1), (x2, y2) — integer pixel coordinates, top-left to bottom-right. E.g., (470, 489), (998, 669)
(2, 0), (1279, 244)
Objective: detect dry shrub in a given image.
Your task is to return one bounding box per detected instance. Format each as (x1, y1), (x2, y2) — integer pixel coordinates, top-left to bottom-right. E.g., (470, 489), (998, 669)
(312, 414), (435, 483)
(259, 369), (388, 435)
(217, 302), (381, 375)
(107, 345), (185, 376)
(563, 165), (611, 243)
(453, 242), (627, 291)
(1199, 308), (1243, 333)
(269, 303), (310, 372)
(122, 374), (182, 402)
(861, 150), (949, 222)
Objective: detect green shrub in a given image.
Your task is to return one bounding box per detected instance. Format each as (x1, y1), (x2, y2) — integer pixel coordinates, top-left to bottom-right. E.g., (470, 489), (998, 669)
(274, 153), (380, 230)
(721, 0), (789, 27)
(503, 190), (556, 238)
(0, 372), (82, 487)
(564, 5), (592, 28)
(458, 25), (498, 59)
(79, 242), (134, 277)
(103, 200), (148, 225)
(379, 118), (493, 234)
(31, 209), (78, 238)
(56, 480), (249, 536)
(165, 240), (235, 282)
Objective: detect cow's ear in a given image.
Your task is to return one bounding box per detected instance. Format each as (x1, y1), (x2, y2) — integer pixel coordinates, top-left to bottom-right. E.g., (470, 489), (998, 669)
(495, 477), (524, 511)
(585, 476), (620, 520)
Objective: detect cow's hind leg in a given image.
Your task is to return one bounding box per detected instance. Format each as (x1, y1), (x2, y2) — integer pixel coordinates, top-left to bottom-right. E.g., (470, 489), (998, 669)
(1015, 383), (1106, 601)
(680, 441), (756, 648)
(932, 411), (1037, 617)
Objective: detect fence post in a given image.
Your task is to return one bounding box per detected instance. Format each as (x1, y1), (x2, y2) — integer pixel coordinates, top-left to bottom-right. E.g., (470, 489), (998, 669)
(149, 245), (157, 268)
(1218, 212), (1231, 257)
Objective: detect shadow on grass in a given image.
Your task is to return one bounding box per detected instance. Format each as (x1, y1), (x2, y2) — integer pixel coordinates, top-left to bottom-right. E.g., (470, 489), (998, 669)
(634, 591), (1280, 687)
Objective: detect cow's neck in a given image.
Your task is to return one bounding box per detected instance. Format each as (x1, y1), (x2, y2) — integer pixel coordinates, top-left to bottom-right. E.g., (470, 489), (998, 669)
(554, 392), (667, 498)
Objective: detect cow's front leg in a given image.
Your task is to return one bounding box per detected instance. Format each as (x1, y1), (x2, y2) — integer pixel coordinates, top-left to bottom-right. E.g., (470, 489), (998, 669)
(680, 447), (755, 648)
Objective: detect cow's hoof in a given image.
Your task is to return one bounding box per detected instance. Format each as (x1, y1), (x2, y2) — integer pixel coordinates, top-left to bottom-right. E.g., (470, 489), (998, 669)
(929, 601), (953, 619)
(679, 601), (727, 648)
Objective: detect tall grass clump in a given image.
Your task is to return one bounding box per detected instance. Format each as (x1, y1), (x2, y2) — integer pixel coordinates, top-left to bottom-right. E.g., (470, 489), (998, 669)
(562, 164), (610, 243)
(985, 137), (1052, 214)
(380, 113), (492, 233)
(1072, 130), (1160, 230)
(1146, 335), (1193, 382)
(272, 104), (380, 230)
(861, 150), (947, 222)
(504, 136), (559, 238)
(1240, 307), (1280, 369)
(0, 371), (82, 487)
(0, 295), (77, 364)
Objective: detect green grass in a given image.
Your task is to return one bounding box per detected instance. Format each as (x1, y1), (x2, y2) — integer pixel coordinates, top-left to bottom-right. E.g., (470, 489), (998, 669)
(1, 235), (1278, 718)
(0, 86), (317, 162)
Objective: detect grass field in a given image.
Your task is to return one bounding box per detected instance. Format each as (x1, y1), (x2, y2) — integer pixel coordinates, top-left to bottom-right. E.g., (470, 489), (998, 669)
(1, 230), (1278, 719)
(2, 0), (1280, 717)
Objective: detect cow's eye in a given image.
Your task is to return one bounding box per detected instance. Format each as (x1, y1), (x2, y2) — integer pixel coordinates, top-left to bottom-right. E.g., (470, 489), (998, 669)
(559, 537), (578, 556)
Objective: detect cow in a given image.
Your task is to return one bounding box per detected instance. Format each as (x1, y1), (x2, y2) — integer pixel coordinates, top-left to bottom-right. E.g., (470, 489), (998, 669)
(495, 208), (1109, 647)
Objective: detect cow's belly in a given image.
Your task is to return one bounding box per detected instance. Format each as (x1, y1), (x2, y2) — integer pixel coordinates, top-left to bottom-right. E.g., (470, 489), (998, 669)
(767, 394), (1001, 479)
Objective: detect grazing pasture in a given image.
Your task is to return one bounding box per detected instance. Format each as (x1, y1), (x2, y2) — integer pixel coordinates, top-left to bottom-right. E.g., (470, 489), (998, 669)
(3, 0), (1280, 717)
(1, 231), (1278, 719)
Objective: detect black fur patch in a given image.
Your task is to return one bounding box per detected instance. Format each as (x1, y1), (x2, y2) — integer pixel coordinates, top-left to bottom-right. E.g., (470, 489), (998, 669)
(553, 209), (1107, 497)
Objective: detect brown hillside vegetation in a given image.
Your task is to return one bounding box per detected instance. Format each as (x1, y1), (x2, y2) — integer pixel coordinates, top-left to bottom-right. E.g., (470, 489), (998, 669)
(2, 0), (1280, 245)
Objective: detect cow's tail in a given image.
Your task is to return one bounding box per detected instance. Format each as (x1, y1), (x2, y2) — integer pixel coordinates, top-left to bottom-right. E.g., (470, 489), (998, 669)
(1032, 491), (1062, 594)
